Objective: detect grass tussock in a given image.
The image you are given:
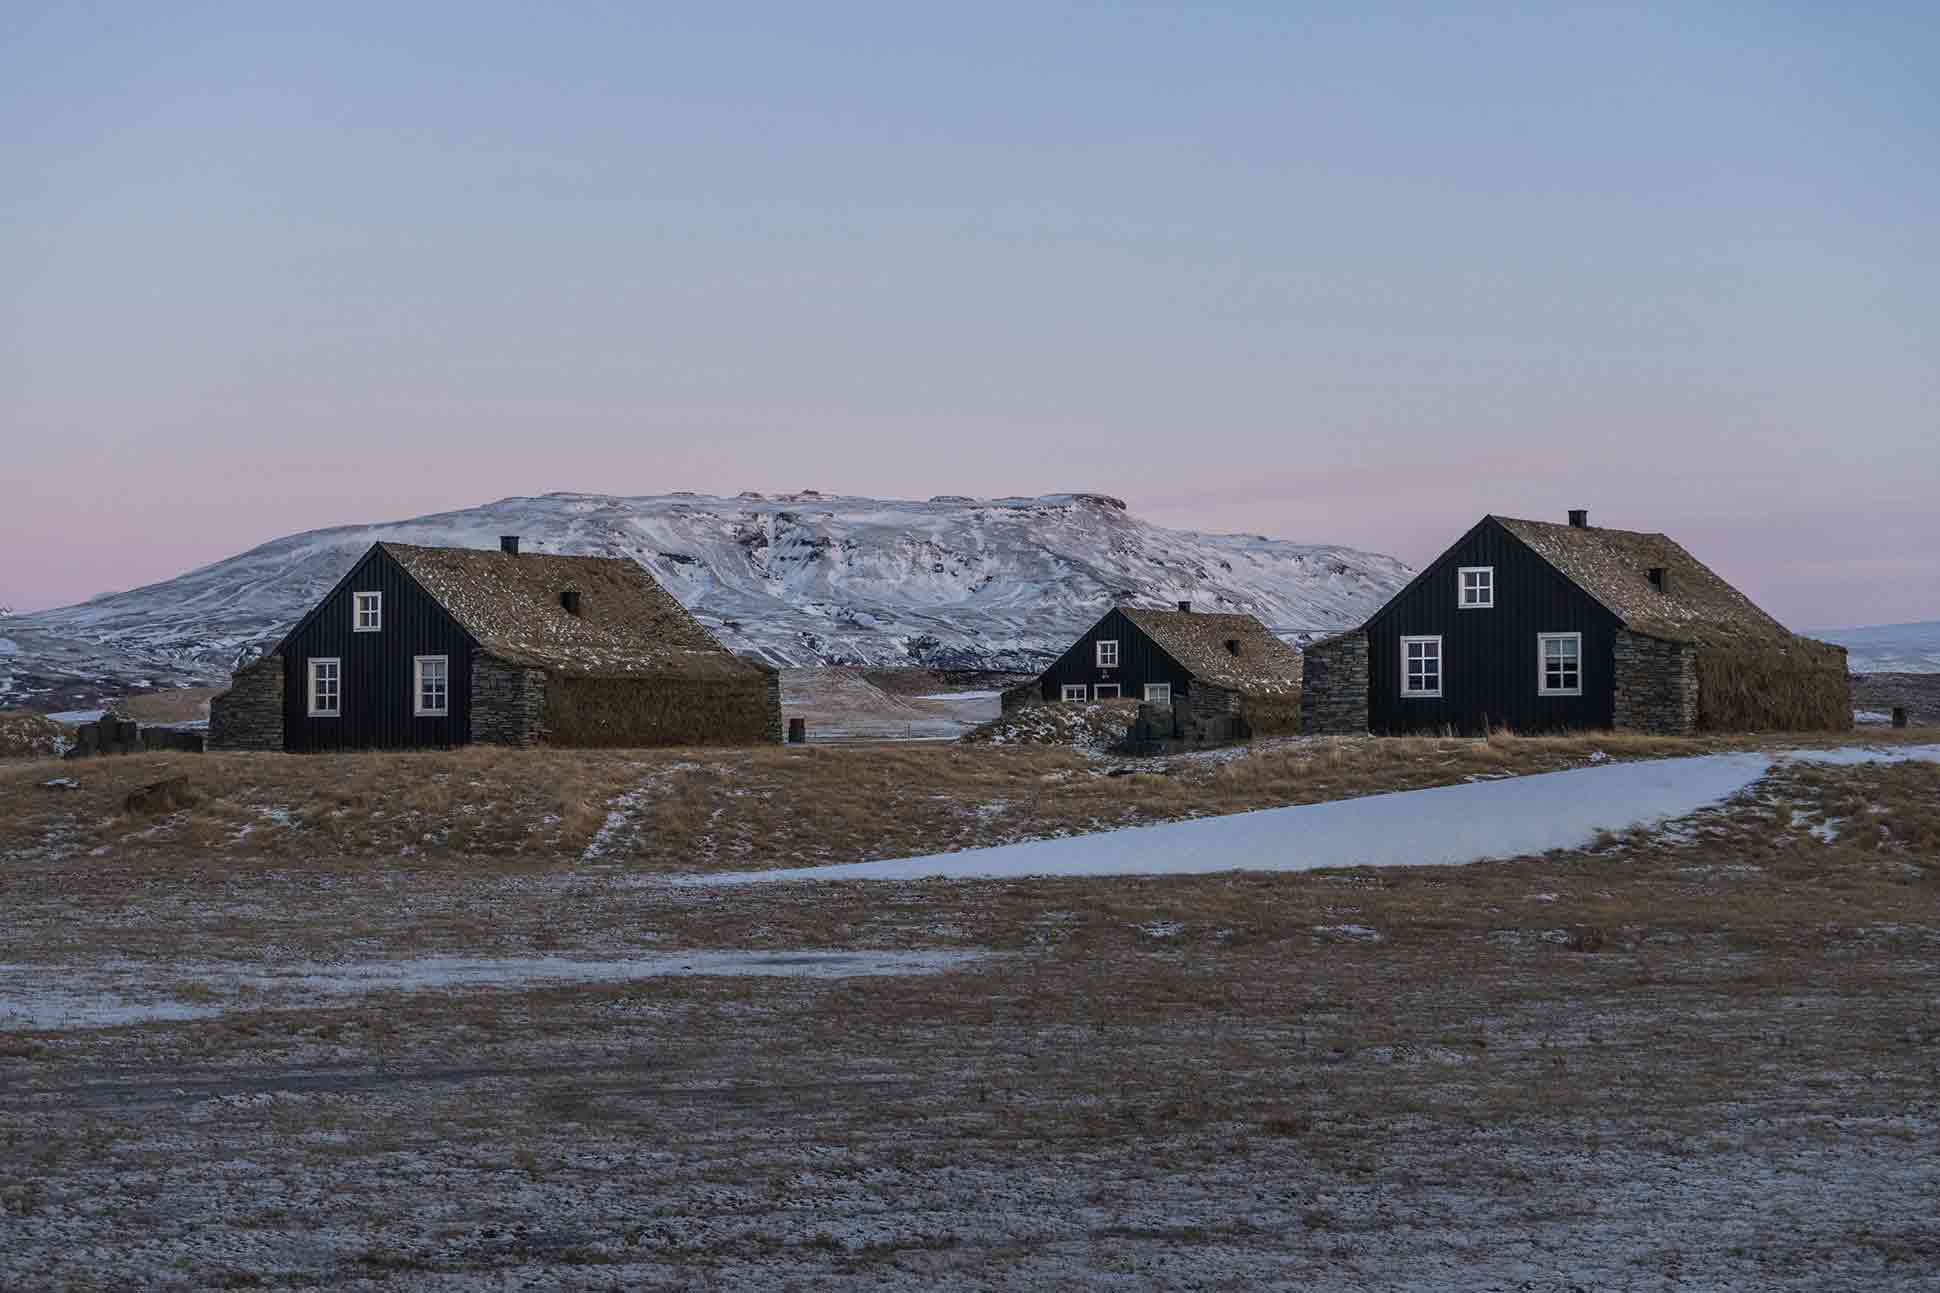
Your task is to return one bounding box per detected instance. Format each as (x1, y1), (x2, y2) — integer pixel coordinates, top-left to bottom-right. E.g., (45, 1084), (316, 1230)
(0, 713), (70, 760)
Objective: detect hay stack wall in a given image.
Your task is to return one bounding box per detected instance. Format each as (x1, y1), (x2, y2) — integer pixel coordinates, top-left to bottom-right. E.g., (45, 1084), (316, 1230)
(1695, 635), (1851, 733)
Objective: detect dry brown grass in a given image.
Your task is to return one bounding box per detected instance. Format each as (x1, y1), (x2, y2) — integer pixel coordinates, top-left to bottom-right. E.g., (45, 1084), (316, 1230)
(3, 755), (1937, 1285)
(121, 688), (221, 723)
(5, 727), (1937, 879)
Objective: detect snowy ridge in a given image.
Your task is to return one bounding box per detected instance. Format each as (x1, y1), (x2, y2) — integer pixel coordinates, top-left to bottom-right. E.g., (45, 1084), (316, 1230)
(9, 491), (1412, 684)
(1815, 620), (1940, 674)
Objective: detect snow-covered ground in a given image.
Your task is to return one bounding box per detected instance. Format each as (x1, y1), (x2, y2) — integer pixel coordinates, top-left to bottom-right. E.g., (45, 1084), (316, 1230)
(4, 491), (1410, 696)
(691, 747), (1940, 884)
(0, 950), (989, 1031)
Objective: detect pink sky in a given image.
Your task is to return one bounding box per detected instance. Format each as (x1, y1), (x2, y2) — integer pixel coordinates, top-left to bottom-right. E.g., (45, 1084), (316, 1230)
(5, 4), (1936, 629)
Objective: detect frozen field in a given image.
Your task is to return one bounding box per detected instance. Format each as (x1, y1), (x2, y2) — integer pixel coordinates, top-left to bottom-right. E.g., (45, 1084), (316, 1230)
(2, 736), (1938, 1288)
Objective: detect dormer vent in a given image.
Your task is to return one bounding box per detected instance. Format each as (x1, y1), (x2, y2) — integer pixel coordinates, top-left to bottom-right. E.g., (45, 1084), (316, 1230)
(560, 589), (582, 617)
(1647, 567), (1670, 595)
(500, 535), (520, 555)
(1177, 601), (1192, 614)
(1568, 509), (1589, 529)
(1225, 638), (1242, 656)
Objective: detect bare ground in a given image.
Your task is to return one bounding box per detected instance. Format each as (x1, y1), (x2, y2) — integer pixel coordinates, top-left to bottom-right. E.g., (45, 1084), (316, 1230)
(2, 740), (1938, 1288)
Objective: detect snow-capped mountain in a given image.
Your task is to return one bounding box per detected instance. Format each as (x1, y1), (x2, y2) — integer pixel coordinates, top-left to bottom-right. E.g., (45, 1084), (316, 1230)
(5, 492), (1412, 699)
(1815, 621), (1940, 674)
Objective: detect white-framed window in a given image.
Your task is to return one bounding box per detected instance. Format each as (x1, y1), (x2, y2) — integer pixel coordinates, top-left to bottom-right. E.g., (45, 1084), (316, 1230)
(1458, 567), (1494, 609)
(1400, 636), (1442, 698)
(1538, 633), (1582, 697)
(353, 591), (382, 632)
(1143, 683), (1172, 704)
(308, 657), (341, 717)
(414, 655), (450, 717)
(1061, 684), (1087, 702)
(1093, 683), (1121, 700)
(1096, 639), (1120, 668)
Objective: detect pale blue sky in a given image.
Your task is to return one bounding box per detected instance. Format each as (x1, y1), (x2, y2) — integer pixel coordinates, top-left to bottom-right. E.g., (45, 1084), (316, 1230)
(4, 2), (1935, 626)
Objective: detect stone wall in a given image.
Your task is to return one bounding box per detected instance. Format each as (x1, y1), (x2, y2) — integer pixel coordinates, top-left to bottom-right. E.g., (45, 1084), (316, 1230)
(471, 653), (548, 747)
(1612, 631), (1697, 735)
(208, 655), (285, 751)
(762, 667), (784, 744)
(1300, 634), (1369, 735)
(1181, 684), (1243, 744)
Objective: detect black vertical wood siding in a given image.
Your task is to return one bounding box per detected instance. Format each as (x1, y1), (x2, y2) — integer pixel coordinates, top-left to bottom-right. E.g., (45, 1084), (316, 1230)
(1038, 609), (1195, 701)
(281, 547), (478, 751)
(1365, 519), (1620, 735)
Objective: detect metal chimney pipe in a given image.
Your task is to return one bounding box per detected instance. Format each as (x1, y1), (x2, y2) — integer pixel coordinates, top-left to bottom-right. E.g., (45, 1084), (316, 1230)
(1568, 509), (1588, 529)
(500, 535), (520, 555)
(1177, 600), (1191, 613)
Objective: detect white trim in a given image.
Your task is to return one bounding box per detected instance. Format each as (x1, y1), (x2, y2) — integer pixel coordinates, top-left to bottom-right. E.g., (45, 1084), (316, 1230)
(353, 590), (382, 632)
(1060, 684), (1088, 702)
(414, 654), (450, 717)
(1092, 683), (1121, 700)
(1537, 632), (1583, 697)
(1457, 567), (1494, 609)
(1400, 635), (1442, 698)
(1095, 639), (1120, 668)
(307, 657), (341, 717)
(1143, 683), (1172, 704)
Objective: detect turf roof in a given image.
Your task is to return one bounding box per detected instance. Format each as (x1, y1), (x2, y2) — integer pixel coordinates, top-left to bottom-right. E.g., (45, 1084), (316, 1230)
(381, 543), (767, 679)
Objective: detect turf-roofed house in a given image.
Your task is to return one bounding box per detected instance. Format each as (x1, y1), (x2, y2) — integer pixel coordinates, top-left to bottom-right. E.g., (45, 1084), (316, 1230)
(1020, 603), (1305, 743)
(209, 537), (781, 751)
(1302, 511), (1851, 737)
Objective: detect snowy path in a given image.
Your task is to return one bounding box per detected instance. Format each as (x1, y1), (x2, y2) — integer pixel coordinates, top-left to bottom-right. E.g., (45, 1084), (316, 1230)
(686, 746), (1940, 885)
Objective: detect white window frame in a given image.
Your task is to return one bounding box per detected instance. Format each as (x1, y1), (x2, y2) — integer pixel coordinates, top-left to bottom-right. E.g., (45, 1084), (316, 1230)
(1060, 684), (1088, 702)
(353, 590), (382, 632)
(1093, 683), (1121, 700)
(1457, 566), (1494, 610)
(1095, 639), (1120, 668)
(1400, 635), (1442, 699)
(307, 657), (341, 717)
(1537, 632), (1583, 697)
(414, 654), (450, 717)
(1143, 683), (1172, 704)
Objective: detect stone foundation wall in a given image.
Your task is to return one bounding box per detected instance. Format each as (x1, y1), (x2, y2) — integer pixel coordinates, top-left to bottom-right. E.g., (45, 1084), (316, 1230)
(471, 654), (548, 747)
(1181, 684), (1243, 744)
(1300, 634), (1370, 735)
(208, 655), (285, 751)
(1612, 632), (1697, 735)
(762, 667), (784, 744)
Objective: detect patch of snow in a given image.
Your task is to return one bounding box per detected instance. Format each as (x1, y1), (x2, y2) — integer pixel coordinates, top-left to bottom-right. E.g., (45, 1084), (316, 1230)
(1136, 921), (1184, 939)
(44, 709), (105, 724)
(685, 752), (1784, 884)
(1780, 744), (1940, 767)
(0, 950), (990, 1032)
(1313, 924), (1381, 941)
(916, 690), (1002, 700)
(0, 637), (17, 655)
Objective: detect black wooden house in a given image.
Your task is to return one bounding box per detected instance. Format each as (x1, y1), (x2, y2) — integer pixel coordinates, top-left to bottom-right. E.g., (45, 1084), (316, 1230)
(210, 537), (781, 751)
(1302, 512), (1850, 736)
(1027, 604), (1305, 740)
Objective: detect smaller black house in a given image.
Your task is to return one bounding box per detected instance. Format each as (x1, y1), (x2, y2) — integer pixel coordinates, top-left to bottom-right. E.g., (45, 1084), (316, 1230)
(1302, 511), (1851, 736)
(210, 537), (781, 751)
(1024, 604), (1305, 740)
